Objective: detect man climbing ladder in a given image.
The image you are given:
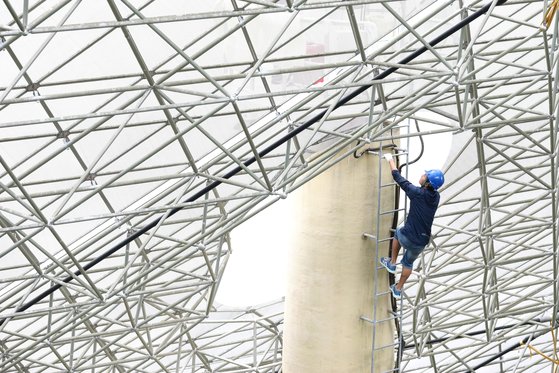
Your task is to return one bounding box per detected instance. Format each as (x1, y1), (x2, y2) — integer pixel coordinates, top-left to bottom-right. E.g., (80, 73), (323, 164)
(380, 153), (444, 299)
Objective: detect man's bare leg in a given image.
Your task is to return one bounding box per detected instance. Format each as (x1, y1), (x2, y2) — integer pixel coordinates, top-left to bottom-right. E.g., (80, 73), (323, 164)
(396, 266), (412, 290)
(391, 238), (401, 266)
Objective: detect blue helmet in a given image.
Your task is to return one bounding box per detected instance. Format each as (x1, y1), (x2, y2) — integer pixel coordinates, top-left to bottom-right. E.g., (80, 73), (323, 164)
(425, 169), (444, 190)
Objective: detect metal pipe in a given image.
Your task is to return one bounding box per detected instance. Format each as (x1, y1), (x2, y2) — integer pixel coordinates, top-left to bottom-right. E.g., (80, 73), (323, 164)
(0, 0), (509, 325)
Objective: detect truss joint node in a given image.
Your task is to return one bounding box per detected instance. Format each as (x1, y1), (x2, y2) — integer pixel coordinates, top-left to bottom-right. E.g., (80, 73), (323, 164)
(56, 130), (70, 144)
(56, 130), (69, 138)
(25, 82), (40, 95)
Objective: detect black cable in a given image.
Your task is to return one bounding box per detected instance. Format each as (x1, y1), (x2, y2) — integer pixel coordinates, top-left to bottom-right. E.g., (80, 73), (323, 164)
(387, 118), (424, 371)
(390, 119), (425, 266)
(405, 315), (556, 349)
(469, 328), (552, 372)
(0, 0), (510, 326)
(398, 119), (424, 172)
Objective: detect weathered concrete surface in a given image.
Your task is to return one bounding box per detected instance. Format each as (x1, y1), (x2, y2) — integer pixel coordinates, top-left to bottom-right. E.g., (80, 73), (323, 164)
(283, 145), (396, 373)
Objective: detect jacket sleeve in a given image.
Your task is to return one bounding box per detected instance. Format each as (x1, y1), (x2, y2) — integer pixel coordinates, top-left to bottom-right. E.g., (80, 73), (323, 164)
(392, 170), (421, 199)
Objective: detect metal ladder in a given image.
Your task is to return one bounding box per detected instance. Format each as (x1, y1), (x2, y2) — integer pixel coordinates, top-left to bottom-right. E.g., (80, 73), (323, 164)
(361, 120), (411, 373)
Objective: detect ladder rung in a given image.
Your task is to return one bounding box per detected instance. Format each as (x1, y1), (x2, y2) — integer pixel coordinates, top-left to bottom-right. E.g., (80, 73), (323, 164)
(373, 341), (401, 350)
(380, 208), (406, 216)
(375, 264), (394, 271)
(378, 237), (394, 243)
(361, 316), (401, 326)
(380, 367), (402, 373)
(360, 316), (374, 324)
(365, 233), (395, 242)
(375, 315), (401, 323)
(362, 233), (376, 240)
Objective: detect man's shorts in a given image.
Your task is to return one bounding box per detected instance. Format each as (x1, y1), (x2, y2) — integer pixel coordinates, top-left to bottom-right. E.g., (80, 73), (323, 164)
(394, 227), (426, 269)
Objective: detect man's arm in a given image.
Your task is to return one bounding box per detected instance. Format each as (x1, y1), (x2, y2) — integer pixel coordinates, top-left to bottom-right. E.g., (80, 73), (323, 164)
(383, 153), (421, 197)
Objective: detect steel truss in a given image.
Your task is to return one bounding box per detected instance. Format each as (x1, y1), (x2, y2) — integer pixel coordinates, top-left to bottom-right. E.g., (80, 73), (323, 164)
(0, 0), (557, 372)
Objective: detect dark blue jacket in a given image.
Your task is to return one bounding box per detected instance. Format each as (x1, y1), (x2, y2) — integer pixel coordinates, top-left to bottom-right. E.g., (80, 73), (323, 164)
(392, 170), (440, 246)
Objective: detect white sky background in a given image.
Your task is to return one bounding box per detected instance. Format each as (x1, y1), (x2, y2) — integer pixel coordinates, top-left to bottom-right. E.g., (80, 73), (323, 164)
(216, 115), (453, 308)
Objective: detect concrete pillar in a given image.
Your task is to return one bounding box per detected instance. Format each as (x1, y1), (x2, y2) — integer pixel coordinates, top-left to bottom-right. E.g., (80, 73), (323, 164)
(283, 145), (396, 373)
